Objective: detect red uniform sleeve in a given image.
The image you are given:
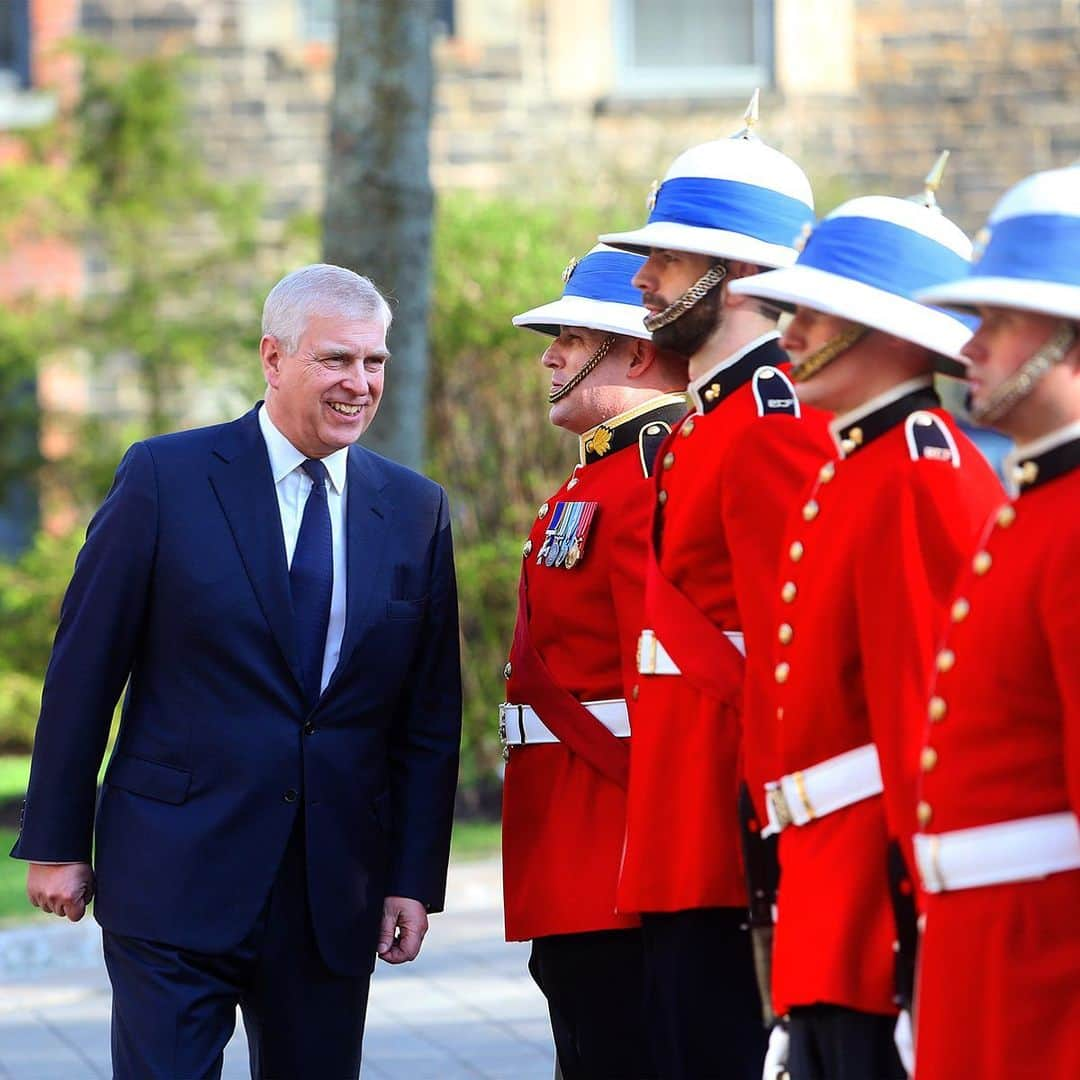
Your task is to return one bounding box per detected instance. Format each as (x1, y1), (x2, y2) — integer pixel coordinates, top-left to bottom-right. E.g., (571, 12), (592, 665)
(1041, 529), (1080, 816)
(722, 415), (832, 813)
(607, 476), (654, 705)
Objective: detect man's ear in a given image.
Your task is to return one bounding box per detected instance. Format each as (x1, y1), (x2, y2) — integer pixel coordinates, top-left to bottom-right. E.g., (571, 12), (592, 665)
(260, 335), (283, 389)
(721, 260), (765, 310)
(626, 339), (658, 380)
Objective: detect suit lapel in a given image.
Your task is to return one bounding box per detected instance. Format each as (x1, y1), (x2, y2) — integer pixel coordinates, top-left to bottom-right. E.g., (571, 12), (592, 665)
(323, 446), (390, 696)
(208, 408), (304, 694)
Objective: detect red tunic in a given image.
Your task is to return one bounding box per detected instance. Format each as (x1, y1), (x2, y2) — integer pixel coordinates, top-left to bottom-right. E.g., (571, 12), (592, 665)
(769, 378), (1005, 1017)
(501, 394), (686, 942)
(618, 334), (833, 914)
(914, 423), (1080, 1080)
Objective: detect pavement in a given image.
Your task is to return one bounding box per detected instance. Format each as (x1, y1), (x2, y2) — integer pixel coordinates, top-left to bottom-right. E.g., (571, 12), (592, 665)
(0, 857), (555, 1079)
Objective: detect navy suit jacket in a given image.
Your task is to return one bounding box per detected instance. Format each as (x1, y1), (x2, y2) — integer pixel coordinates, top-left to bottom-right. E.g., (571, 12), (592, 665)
(13, 405), (462, 974)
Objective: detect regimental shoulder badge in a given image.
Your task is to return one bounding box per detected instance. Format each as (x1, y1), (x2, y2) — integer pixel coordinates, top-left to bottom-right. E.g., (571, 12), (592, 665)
(905, 411), (960, 467)
(639, 421), (674, 477)
(752, 366), (800, 418)
(535, 501), (599, 569)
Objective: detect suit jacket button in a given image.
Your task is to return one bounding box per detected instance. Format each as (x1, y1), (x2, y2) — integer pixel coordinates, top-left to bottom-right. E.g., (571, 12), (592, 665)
(284, 789), (299, 803)
(303, 722), (315, 735)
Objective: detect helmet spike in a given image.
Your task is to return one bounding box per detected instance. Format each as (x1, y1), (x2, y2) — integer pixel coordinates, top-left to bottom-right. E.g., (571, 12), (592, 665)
(918, 150), (951, 211)
(733, 88), (761, 141)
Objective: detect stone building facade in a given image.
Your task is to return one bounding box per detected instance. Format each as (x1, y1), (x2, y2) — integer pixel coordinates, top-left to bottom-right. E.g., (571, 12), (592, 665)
(5, 0), (1074, 241)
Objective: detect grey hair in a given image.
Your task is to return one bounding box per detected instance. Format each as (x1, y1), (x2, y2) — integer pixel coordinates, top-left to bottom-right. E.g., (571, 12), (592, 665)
(261, 263), (393, 354)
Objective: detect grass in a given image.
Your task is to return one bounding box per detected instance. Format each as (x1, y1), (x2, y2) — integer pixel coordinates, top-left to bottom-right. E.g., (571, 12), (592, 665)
(0, 755), (30, 802)
(449, 819), (501, 862)
(0, 828), (35, 923)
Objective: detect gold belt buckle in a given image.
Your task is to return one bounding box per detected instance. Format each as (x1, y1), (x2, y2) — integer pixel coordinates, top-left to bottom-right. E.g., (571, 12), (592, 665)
(768, 784), (794, 831)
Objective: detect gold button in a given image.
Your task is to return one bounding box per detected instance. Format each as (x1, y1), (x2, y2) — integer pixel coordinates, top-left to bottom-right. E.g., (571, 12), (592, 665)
(681, 420), (695, 437)
(849, 426), (864, 446)
(936, 649), (955, 673)
(778, 623), (794, 645)
(781, 581), (797, 603)
(996, 504), (1016, 528)
(921, 747), (938, 772)
(928, 696), (947, 722)
(704, 382), (721, 402)
(567, 477), (579, 490)
(538, 502), (549, 520)
(951, 598), (970, 623)
(658, 490), (668, 506)
(840, 438), (857, 455)
(916, 801), (933, 827)
(503, 662), (512, 680)
(802, 500), (819, 522)
(663, 452), (675, 470)
(973, 551), (992, 575)
(522, 540), (533, 558)
(632, 683), (639, 701)
(789, 540), (804, 562)
(646, 425), (661, 435)
(775, 661), (791, 684)
(819, 461), (836, 483)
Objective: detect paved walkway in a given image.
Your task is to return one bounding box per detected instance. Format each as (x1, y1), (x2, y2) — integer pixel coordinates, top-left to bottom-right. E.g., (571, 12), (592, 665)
(0, 858), (555, 1079)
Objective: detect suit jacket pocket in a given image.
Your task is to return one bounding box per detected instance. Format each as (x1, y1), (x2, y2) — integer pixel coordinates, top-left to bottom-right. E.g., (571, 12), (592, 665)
(386, 596), (428, 621)
(105, 753), (192, 805)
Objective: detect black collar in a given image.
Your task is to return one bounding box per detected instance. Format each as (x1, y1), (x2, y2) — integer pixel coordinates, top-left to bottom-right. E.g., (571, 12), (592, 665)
(1007, 422), (1080, 494)
(579, 393), (688, 466)
(688, 334), (787, 416)
(831, 378), (940, 457)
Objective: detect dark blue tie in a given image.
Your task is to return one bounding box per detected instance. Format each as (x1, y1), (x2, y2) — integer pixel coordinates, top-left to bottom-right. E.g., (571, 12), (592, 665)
(290, 458), (333, 707)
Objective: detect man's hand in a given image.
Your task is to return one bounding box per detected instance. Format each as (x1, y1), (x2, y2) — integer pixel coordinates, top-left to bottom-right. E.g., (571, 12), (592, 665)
(26, 862), (95, 922)
(376, 895), (428, 964)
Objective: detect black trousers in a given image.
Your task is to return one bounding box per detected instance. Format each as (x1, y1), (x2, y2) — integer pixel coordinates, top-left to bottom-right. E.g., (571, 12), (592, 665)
(640, 907), (767, 1080)
(788, 1004), (905, 1080)
(529, 927), (654, 1080)
(103, 813), (372, 1080)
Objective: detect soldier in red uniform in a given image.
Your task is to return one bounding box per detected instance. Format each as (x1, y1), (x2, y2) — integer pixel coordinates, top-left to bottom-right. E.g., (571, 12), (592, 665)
(729, 168), (1005, 1079)
(502, 243), (688, 1078)
(909, 165), (1080, 1080)
(599, 99), (832, 1078)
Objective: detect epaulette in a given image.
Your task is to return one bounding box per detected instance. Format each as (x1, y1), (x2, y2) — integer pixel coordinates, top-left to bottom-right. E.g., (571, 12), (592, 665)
(905, 411), (960, 467)
(752, 365), (800, 418)
(639, 420), (675, 477)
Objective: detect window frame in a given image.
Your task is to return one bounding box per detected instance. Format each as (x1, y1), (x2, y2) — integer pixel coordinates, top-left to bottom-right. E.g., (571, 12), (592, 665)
(611, 0), (773, 98)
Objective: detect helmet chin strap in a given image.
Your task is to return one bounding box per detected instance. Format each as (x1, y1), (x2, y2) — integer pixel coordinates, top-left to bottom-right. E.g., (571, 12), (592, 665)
(643, 263), (728, 332)
(549, 334), (617, 404)
(971, 321), (1077, 425)
(790, 324), (869, 383)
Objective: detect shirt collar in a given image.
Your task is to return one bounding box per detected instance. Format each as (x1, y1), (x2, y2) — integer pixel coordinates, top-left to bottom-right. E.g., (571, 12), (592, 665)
(687, 331), (781, 414)
(828, 375), (937, 456)
(258, 404), (349, 494)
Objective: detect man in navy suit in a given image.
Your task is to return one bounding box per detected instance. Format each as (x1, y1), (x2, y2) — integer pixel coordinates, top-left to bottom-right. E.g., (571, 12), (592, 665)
(11, 264), (462, 1078)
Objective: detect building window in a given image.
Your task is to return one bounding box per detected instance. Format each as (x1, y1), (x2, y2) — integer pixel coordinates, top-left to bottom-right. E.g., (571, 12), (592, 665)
(0, 0), (31, 90)
(613, 0), (772, 97)
(298, 0), (334, 42)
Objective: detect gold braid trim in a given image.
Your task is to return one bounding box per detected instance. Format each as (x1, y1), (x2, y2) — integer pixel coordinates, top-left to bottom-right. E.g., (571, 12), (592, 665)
(790, 324), (869, 383)
(548, 334), (617, 403)
(971, 321), (1077, 425)
(643, 263), (728, 332)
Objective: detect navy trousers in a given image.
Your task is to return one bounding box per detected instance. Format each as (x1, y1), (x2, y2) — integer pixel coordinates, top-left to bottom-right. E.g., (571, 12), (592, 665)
(641, 907), (767, 1080)
(529, 927), (654, 1079)
(788, 1004), (905, 1080)
(103, 813), (372, 1080)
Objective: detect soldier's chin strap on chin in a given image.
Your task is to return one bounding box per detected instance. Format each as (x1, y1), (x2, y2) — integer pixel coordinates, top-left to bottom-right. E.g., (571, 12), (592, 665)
(971, 320), (1078, 425)
(790, 324), (869, 383)
(548, 334), (617, 404)
(643, 263), (728, 332)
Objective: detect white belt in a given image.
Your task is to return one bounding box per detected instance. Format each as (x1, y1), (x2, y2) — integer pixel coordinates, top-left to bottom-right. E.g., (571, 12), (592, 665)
(764, 742), (883, 836)
(498, 698), (630, 748)
(636, 628), (745, 675)
(914, 811), (1080, 894)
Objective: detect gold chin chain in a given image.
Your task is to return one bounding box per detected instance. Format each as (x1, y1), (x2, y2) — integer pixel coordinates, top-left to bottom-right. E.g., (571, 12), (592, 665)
(971, 321), (1078, 425)
(791, 324), (869, 383)
(643, 264), (728, 332)
(549, 334), (617, 403)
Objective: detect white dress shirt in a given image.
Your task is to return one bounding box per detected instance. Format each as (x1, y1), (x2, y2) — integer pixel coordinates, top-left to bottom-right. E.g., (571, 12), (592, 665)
(258, 406), (349, 694)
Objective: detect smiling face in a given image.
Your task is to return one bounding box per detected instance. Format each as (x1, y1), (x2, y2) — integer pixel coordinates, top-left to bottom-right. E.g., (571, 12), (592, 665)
(261, 310), (389, 457)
